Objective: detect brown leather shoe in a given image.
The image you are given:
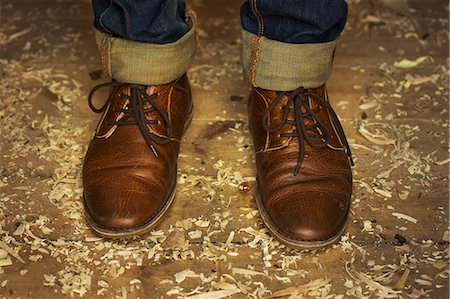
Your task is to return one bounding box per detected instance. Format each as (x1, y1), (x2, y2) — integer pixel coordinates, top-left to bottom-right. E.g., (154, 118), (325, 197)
(83, 74), (193, 238)
(248, 85), (353, 249)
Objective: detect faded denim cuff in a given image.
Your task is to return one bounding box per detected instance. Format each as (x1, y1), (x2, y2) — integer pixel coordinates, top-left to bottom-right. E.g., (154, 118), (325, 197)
(94, 15), (197, 85)
(241, 30), (337, 91)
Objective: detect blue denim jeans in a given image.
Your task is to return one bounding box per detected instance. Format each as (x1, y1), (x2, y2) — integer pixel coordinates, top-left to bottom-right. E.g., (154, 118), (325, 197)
(93, 0), (347, 44)
(92, 0), (189, 43)
(92, 0), (347, 90)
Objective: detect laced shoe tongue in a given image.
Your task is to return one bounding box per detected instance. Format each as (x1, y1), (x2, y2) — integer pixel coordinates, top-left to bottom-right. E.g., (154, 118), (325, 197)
(263, 86), (354, 176)
(87, 81), (173, 158)
(275, 91), (320, 127)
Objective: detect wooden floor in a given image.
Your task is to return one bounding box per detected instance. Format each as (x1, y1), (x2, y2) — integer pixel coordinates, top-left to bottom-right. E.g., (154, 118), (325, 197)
(0, 0), (448, 298)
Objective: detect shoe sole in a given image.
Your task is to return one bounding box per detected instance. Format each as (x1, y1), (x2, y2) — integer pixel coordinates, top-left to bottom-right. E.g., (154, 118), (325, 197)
(83, 105), (194, 239)
(255, 180), (347, 250)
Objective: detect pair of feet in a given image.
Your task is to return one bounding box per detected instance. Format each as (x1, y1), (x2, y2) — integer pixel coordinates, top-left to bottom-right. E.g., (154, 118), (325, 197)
(82, 74), (353, 249)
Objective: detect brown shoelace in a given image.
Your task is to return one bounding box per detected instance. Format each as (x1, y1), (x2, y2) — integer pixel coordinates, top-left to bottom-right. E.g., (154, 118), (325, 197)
(263, 87), (354, 176)
(88, 81), (180, 157)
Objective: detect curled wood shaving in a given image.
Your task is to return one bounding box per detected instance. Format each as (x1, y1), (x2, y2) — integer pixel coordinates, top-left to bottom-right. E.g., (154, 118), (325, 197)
(392, 212), (418, 224)
(414, 278), (433, 286)
(350, 143), (380, 153)
(394, 56), (429, 69)
(358, 126), (396, 146)
(224, 231), (234, 247)
(359, 101), (380, 110)
(0, 254), (12, 267)
(263, 279), (331, 299)
(212, 281), (238, 290)
(7, 28), (31, 42)
(434, 158), (450, 165)
(373, 187), (392, 198)
(0, 240), (25, 264)
(231, 267), (265, 276)
(185, 288), (240, 299)
(174, 269), (198, 283)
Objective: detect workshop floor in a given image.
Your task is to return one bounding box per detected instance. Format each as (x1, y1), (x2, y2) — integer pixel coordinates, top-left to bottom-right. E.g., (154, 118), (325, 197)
(0, 0), (448, 298)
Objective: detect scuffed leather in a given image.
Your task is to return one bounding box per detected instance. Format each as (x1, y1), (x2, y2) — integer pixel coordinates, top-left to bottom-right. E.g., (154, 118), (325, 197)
(248, 85), (352, 242)
(83, 74), (192, 230)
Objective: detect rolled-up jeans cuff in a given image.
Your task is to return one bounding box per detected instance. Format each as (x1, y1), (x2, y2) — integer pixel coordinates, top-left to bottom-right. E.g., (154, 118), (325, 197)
(241, 30), (336, 91)
(94, 15), (197, 85)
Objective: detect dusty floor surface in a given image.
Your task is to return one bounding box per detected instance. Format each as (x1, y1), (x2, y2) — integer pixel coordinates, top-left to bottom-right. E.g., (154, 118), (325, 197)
(0, 0), (449, 298)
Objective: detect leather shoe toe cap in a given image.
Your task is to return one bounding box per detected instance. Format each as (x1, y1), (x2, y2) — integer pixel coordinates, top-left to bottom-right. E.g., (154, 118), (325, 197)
(265, 190), (349, 242)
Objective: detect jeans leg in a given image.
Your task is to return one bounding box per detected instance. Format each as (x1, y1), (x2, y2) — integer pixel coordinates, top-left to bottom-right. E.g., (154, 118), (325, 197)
(240, 0), (348, 91)
(240, 0), (347, 44)
(92, 0), (189, 44)
(91, 1), (197, 85)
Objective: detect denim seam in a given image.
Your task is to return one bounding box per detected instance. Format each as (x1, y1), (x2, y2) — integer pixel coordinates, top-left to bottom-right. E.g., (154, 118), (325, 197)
(185, 3), (199, 44)
(98, 4), (114, 35)
(102, 35), (112, 77)
(249, 0), (264, 86)
(251, 0), (264, 35)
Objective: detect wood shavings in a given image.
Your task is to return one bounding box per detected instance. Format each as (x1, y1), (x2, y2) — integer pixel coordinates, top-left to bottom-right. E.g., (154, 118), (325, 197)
(404, 74), (438, 86)
(442, 230), (449, 241)
(414, 278), (433, 286)
(0, 240), (24, 264)
(213, 160), (254, 188)
(359, 101), (380, 110)
(0, 1), (448, 298)
(163, 231), (189, 251)
(344, 279), (354, 288)
(362, 220), (374, 232)
(43, 274), (56, 287)
(188, 230), (202, 239)
(398, 190), (409, 200)
(166, 286), (183, 296)
(12, 222), (26, 236)
(201, 120), (242, 140)
(0, 250), (8, 261)
(185, 288), (241, 299)
(0, 250), (12, 267)
(97, 280), (109, 288)
(264, 279), (331, 299)
(231, 267), (265, 276)
(373, 187), (392, 198)
(346, 263), (402, 298)
(434, 157), (450, 165)
(224, 231), (234, 247)
(174, 269), (199, 283)
(176, 219), (194, 230)
(274, 274), (291, 283)
(392, 212), (418, 224)
(394, 56), (429, 69)
(29, 254), (43, 262)
(6, 28), (31, 43)
(212, 281), (238, 290)
(194, 219), (210, 228)
(358, 123), (396, 146)
(59, 272), (92, 297)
